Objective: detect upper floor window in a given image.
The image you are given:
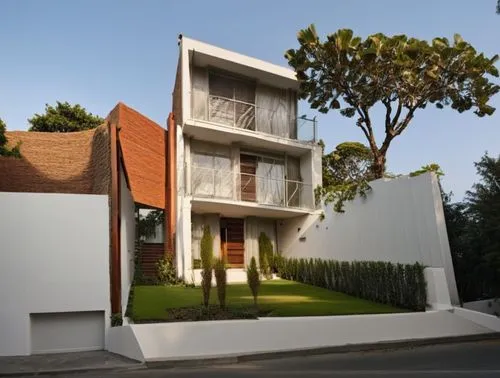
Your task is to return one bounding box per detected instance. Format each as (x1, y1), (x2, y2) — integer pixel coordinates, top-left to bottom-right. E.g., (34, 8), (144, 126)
(208, 72), (256, 130)
(191, 66), (299, 139)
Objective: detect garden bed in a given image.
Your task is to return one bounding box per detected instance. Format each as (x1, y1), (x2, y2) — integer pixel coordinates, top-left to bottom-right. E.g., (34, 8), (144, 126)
(130, 279), (407, 322)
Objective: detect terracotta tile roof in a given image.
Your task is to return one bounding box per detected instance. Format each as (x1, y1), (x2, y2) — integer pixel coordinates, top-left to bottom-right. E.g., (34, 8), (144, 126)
(0, 125), (110, 194)
(107, 103), (166, 209)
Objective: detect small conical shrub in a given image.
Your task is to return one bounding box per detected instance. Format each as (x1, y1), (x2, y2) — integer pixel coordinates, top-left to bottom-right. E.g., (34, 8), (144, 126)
(214, 258), (227, 309)
(200, 225), (213, 270)
(247, 257), (260, 308)
(200, 225), (213, 307)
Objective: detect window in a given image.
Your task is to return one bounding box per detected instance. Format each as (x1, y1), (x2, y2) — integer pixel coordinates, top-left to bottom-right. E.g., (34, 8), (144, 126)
(191, 141), (232, 199)
(208, 72), (256, 130)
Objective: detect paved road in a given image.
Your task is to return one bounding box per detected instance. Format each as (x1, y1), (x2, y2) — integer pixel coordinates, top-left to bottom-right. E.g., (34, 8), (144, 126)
(13, 340), (500, 377)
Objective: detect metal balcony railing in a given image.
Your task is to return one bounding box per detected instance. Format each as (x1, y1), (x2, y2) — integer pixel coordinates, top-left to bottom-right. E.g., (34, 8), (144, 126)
(189, 165), (314, 210)
(191, 89), (317, 142)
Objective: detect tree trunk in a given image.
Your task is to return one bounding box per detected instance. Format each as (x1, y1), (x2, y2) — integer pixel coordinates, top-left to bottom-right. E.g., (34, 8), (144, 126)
(372, 153), (386, 179)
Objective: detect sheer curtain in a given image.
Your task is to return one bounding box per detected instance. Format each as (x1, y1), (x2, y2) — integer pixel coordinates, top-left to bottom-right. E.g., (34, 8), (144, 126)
(286, 156), (301, 207)
(255, 85), (297, 138)
(191, 141), (232, 199)
(208, 72), (255, 130)
(256, 157), (285, 206)
(192, 66), (208, 121)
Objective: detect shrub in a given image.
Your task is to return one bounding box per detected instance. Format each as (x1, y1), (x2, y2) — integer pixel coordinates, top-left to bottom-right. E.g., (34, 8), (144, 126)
(258, 232), (274, 277)
(277, 257), (427, 311)
(201, 268), (212, 308)
(110, 312), (123, 327)
(214, 258), (227, 309)
(260, 253), (272, 280)
(247, 257), (260, 307)
(156, 255), (178, 285)
(200, 225), (214, 307)
(200, 225), (213, 270)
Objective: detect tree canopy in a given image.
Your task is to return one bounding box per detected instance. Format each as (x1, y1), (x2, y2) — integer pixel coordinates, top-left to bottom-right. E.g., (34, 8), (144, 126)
(316, 141), (373, 212)
(322, 141), (373, 189)
(286, 26), (499, 178)
(444, 153), (500, 301)
(0, 118), (21, 158)
(28, 102), (104, 132)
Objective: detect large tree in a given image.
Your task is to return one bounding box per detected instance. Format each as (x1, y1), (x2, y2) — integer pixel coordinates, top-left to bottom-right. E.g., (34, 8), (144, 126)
(317, 141), (373, 212)
(321, 141), (373, 189)
(286, 26), (499, 178)
(29, 101), (104, 132)
(0, 118), (21, 157)
(443, 153), (500, 301)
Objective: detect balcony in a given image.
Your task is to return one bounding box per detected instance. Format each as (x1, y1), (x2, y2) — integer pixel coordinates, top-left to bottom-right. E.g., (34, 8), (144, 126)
(188, 165), (314, 213)
(185, 88), (317, 155)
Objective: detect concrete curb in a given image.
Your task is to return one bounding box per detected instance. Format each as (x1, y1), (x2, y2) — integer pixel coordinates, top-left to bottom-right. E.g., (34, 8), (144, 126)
(3, 333), (499, 375)
(0, 363), (146, 377)
(146, 332), (500, 369)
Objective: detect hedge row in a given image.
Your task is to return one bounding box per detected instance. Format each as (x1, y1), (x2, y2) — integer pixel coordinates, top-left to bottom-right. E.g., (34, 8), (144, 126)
(276, 257), (427, 311)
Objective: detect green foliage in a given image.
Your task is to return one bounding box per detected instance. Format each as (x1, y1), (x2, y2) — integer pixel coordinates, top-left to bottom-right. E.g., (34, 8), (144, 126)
(200, 225), (214, 270)
(286, 26), (499, 178)
(110, 312), (123, 327)
(214, 258), (227, 309)
(28, 101), (104, 132)
(200, 225), (214, 308)
(138, 210), (164, 240)
(258, 232), (274, 278)
(247, 257), (261, 307)
(156, 255), (179, 285)
(0, 118), (21, 158)
(410, 163), (444, 178)
(322, 142), (374, 188)
(276, 256), (426, 311)
(201, 268), (212, 308)
(442, 153), (500, 302)
(316, 142), (374, 213)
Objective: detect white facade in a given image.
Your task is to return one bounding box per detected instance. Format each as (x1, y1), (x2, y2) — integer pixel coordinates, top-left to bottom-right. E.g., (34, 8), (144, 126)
(0, 192), (110, 356)
(174, 37), (321, 282)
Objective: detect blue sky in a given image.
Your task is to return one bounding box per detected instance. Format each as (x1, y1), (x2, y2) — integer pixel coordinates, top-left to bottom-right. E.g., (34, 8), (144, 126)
(1, 0), (498, 199)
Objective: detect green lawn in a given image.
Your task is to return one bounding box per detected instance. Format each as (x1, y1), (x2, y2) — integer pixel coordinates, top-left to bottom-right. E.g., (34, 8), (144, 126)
(131, 279), (406, 321)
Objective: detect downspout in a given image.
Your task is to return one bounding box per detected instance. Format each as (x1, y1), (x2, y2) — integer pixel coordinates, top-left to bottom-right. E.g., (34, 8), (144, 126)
(110, 122), (121, 315)
(165, 112), (177, 257)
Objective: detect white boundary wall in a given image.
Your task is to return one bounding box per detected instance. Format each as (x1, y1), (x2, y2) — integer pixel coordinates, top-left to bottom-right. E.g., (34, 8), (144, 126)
(0, 192), (110, 356)
(277, 173), (459, 305)
(463, 300), (500, 316)
(109, 310), (493, 362)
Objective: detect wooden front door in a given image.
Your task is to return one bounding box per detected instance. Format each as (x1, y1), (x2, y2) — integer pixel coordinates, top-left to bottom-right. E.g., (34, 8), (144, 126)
(220, 218), (245, 268)
(240, 155), (257, 202)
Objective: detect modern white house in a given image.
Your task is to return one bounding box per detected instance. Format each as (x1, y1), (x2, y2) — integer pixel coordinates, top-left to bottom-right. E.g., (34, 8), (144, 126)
(172, 36), (323, 283)
(1, 35), (476, 359)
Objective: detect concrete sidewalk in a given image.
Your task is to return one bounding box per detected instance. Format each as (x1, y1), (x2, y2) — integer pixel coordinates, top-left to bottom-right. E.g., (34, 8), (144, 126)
(0, 351), (143, 377)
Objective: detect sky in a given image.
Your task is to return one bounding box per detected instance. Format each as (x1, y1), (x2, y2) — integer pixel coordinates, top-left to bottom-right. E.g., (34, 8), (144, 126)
(1, 0), (499, 200)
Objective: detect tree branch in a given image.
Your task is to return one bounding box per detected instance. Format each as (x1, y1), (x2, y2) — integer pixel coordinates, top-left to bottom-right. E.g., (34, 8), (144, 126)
(390, 100), (403, 129)
(394, 105), (418, 136)
(382, 99), (393, 135)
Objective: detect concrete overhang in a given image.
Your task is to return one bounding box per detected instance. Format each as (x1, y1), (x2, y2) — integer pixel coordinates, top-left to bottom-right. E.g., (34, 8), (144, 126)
(182, 36), (299, 90)
(184, 119), (315, 157)
(191, 197), (313, 219)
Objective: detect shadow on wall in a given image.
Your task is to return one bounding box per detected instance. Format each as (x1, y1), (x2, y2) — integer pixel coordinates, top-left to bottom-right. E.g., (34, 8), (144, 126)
(0, 125), (111, 195)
